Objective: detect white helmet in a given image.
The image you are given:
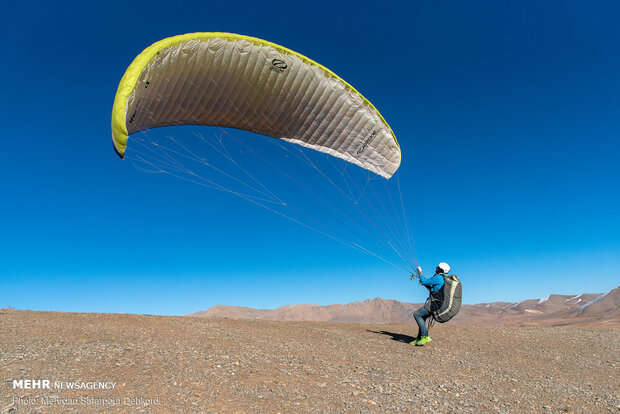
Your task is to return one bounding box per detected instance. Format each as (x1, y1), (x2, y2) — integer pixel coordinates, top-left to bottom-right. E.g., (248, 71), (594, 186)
(437, 262), (451, 273)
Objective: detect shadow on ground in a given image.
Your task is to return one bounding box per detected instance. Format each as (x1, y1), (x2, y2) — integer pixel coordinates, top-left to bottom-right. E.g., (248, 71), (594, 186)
(367, 330), (416, 343)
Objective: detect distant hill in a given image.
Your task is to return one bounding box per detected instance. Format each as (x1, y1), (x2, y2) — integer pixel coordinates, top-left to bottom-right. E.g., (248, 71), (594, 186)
(189, 298), (418, 324)
(187, 285), (620, 327)
(576, 285), (620, 318)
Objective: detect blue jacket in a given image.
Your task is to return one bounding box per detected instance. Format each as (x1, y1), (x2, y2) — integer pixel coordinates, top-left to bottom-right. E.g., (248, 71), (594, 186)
(420, 272), (445, 293)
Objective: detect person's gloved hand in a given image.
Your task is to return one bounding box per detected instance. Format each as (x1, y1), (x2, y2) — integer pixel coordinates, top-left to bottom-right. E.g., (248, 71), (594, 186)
(411, 265), (423, 280)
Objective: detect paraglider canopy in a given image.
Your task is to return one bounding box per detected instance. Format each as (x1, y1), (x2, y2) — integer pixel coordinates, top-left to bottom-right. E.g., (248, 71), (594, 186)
(111, 32), (401, 179)
(110, 33), (418, 274)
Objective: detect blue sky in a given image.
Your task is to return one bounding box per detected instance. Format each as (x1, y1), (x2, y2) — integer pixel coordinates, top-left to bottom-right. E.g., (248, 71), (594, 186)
(1, 0), (618, 315)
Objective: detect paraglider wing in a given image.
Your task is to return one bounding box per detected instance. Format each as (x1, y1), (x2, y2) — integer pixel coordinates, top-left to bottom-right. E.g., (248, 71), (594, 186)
(111, 33), (401, 178)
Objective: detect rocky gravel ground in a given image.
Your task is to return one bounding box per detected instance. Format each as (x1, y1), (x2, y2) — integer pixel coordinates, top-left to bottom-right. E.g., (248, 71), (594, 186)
(1, 310), (618, 413)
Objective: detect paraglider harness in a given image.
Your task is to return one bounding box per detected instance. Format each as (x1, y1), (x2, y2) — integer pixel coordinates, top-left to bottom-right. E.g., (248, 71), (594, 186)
(411, 267), (462, 329)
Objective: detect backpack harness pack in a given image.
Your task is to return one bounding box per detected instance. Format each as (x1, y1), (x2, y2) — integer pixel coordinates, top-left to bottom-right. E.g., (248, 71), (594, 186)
(427, 274), (462, 323)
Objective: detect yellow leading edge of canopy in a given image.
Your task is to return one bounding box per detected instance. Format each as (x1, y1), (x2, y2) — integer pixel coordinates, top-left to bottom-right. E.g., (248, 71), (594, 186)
(111, 32), (400, 160)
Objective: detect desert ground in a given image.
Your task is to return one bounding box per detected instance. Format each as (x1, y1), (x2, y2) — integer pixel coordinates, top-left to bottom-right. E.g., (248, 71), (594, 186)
(1, 310), (618, 413)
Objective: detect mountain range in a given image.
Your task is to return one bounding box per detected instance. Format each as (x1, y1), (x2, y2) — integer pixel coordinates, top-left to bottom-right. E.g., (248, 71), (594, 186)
(187, 285), (620, 327)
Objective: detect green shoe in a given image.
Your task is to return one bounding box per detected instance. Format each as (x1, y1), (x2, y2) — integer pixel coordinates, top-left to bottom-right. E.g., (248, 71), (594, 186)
(415, 336), (432, 346)
(409, 339), (420, 345)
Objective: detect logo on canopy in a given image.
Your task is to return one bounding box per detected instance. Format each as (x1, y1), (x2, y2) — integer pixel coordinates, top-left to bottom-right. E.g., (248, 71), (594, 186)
(356, 131), (378, 155)
(270, 59), (287, 73)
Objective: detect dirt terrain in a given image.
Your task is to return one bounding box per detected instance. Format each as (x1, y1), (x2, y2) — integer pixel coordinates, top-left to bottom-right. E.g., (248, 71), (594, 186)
(1, 310), (618, 413)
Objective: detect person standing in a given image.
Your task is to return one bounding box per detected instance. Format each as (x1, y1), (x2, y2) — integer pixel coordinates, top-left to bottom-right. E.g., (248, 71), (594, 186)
(410, 262), (451, 346)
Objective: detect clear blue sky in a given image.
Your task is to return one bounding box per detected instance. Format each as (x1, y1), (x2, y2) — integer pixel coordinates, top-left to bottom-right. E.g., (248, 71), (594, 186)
(1, 0), (618, 315)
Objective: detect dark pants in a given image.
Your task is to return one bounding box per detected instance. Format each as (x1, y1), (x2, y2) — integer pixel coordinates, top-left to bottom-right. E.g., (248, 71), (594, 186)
(414, 306), (431, 338)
